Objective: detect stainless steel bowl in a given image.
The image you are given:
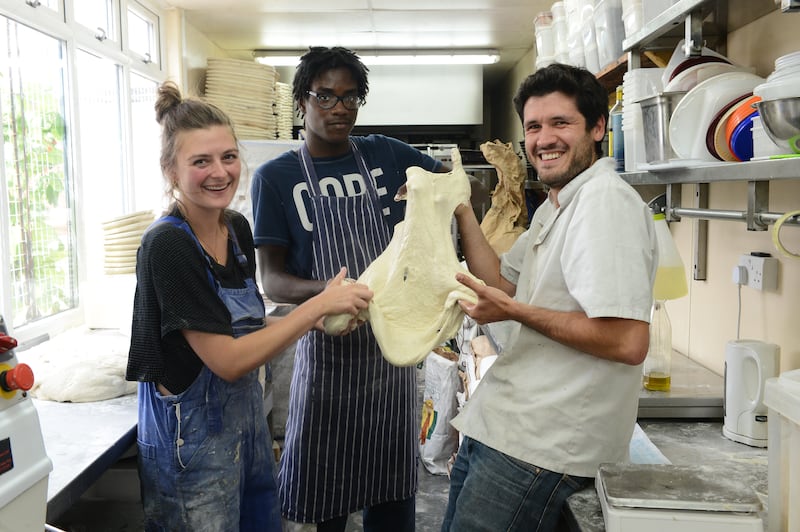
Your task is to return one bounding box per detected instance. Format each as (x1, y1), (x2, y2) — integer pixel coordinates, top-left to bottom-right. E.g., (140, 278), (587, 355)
(755, 97), (800, 154)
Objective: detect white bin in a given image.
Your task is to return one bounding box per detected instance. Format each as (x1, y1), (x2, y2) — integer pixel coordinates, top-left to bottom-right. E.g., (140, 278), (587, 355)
(763, 369), (800, 532)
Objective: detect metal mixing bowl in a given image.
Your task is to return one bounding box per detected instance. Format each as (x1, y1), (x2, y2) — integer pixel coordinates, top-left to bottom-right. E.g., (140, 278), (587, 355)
(755, 97), (800, 154)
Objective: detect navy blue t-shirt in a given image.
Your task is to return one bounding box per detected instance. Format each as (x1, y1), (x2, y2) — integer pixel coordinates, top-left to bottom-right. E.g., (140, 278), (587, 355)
(250, 134), (441, 279)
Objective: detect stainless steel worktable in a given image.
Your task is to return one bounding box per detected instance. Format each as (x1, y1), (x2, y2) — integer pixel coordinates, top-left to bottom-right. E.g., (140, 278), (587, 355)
(33, 393), (138, 522)
(638, 351), (724, 418)
(563, 420), (769, 532)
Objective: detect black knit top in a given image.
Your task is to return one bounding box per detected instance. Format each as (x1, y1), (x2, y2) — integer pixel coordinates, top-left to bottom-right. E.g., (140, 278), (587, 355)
(125, 207), (256, 394)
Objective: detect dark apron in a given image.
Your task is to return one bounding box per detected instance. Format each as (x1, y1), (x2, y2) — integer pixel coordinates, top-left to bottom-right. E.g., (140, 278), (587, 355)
(279, 141), (417, 523)
(137, 216), (281, 532)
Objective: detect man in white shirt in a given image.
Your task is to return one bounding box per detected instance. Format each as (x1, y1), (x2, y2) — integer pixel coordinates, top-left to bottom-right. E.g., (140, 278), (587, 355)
(441, 63), (658, 532)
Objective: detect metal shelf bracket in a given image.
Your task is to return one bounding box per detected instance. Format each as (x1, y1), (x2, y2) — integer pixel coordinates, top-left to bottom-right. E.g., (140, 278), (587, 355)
(693, 184), (708, 280)
(747, 180), (770, 231)
(684, 10), (704, 56)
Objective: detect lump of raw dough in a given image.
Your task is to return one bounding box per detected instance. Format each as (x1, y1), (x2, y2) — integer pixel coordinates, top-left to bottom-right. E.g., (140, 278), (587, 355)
(324, 148), (481, 366)
(20, 328), (136, 402)
(479, 139), (528, 255)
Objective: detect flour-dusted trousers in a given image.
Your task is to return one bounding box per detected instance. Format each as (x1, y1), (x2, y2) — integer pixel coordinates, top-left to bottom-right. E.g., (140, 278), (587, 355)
(279, 142), (417, 528)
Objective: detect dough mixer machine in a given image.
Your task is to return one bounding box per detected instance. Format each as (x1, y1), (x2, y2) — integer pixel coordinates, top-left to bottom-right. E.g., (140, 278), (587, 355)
(0, 315), (52, 531)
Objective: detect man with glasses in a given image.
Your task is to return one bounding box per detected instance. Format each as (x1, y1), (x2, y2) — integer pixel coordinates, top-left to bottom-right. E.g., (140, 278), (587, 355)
(251, 46), (444, 532)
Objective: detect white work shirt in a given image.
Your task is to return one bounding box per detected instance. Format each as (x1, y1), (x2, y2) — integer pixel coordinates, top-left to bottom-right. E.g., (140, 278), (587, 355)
(451, 157), (657, 478)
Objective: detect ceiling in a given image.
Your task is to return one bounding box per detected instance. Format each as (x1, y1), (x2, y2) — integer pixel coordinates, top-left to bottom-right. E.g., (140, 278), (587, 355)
(162, 0), (554, 85)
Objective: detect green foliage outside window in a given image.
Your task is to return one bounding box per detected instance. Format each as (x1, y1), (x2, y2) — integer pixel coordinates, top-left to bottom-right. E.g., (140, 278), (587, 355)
(2, 18), (77, 328)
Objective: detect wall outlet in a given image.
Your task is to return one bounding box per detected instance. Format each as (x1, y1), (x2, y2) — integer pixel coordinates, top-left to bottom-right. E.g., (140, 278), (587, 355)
(738, 254), (778, 291)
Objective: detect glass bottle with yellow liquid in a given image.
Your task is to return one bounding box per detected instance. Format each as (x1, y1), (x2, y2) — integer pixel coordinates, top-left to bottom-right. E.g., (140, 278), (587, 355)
(643, 213), (688, 392)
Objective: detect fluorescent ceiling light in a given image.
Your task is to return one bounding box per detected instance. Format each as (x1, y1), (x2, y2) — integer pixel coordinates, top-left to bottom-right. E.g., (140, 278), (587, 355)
(253, 50), (499, 67)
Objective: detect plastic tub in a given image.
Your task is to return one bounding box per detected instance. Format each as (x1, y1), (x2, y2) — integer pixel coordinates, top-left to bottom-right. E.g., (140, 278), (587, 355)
(594, 0), (624, 69)
(567, 30), (585, 67)
(623, 68), (666, 105)
(764, 369), (800, 532)
(564, 0), (584, 39)
(580, 4), (600, 72)
(534, 12), (556, 58)
(622, 104), (645, 171)
(622, 1), (643, 39)
(552, 3), (569, 58)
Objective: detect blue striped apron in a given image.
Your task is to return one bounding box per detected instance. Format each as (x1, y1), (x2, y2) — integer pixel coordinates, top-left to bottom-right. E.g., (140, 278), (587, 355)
(279, 141), (418, 523)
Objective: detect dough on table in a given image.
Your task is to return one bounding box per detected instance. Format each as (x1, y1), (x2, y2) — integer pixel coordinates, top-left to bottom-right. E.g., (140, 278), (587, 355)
(324, 148), (481, 366)
(20, 328), (136, 402)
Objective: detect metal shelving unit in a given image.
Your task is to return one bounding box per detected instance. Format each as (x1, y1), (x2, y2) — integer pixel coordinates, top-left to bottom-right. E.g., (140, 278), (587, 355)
(615, 0), (798, 279)
(622, 157), (800, 185)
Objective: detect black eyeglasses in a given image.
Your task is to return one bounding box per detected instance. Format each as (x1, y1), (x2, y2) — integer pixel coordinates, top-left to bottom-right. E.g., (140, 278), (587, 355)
(306, 90), (363, 111)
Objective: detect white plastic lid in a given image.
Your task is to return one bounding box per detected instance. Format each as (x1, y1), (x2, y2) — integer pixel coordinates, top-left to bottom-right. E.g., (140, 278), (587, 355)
(764, 369), (800, 426)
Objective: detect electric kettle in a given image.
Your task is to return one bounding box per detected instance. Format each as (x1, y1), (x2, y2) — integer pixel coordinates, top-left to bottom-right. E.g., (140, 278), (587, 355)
(722, 339), (780, 447)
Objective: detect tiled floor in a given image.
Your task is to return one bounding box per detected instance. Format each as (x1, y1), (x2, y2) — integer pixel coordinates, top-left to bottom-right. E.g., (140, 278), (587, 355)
(50, 350), (454, 532)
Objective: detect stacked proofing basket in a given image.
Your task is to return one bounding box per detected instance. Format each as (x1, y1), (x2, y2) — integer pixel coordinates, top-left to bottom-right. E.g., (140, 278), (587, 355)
(84, 210), (155, 331)
(102, 210), (155, 275)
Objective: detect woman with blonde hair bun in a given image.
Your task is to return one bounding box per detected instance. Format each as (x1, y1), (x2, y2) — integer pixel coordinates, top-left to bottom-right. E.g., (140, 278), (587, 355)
(127, 81), (373, 531)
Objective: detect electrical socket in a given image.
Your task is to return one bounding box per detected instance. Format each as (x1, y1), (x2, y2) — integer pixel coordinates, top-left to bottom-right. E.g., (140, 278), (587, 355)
(738, 254), (778, 291)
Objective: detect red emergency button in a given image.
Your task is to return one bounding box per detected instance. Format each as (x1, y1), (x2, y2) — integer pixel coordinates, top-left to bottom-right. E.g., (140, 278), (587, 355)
(1, 363), (34, 392)
(0, 333), (17, 353)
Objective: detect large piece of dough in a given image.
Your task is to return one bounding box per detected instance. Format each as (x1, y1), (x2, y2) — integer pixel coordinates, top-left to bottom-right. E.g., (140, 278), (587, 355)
(325, 148), (480, 366)
(479, 139), (528, 255)
(20, 328), (136, 402)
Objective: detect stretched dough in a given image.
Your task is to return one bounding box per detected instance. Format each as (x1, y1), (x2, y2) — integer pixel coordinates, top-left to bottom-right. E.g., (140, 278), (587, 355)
(325, 148), (481, 366)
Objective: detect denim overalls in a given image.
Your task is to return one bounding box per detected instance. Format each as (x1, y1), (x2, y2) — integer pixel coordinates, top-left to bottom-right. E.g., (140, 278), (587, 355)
(137, 216), (281, 532)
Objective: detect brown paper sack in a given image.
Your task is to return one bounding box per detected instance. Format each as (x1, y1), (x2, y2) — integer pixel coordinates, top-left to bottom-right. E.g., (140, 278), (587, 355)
(479, 140), (528, 255)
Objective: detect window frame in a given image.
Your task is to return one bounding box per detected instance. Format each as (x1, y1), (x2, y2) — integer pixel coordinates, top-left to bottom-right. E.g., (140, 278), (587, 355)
(0, 0), (166, 343)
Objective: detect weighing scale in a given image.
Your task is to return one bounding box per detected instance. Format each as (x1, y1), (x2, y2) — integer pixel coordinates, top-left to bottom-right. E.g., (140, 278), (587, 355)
(596, 463), (764, 532)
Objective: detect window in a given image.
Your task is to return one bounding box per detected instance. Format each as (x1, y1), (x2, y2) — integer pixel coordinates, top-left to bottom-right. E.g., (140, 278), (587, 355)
(0, 0), (164, 338)
(126, 2), (159, 66)
(21, 0), (64, 24)
(0, 17), (77, 330)
(72, 0), (117, 45)
(74, 49), (126, 278)
(129, 72), (163, 214)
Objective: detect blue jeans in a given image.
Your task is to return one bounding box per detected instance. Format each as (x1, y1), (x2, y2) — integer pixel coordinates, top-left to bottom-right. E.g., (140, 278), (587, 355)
(441, 437), (590, 532)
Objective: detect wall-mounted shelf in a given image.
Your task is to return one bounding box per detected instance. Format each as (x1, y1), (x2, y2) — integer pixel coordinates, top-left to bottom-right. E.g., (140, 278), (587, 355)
(622, 157), (800, 185)
(623, 157), (799, 281)
(596, 52), (669, 93)
(616, 0), (795, 284)
(622, 0), (778, 53)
